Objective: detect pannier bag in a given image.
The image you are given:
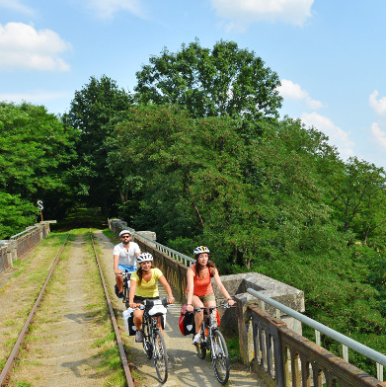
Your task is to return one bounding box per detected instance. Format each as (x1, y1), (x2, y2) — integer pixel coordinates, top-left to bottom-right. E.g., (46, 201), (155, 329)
(123, 308), (136, 336)
(179, 304), (195, 336)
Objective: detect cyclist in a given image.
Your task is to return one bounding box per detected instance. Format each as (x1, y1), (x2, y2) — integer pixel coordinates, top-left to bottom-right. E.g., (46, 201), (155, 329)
(113, 230), (141, 298)
(128, 252), (175, 342)
(186, 246), (235, 345)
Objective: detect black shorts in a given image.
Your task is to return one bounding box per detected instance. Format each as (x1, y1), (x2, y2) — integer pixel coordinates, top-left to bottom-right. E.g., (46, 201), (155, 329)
(133, 295), (160, 304)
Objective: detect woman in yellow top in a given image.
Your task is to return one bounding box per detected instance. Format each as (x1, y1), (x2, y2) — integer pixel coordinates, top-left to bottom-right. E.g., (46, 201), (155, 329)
(128, 252), (175, 342)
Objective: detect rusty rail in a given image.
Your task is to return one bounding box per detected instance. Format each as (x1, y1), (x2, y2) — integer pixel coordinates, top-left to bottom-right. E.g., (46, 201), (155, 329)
(89, 230), (135, 387)
(0, 232), (71, 386)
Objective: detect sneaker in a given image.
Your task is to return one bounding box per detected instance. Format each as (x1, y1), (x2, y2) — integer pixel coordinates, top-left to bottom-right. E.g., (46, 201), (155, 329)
(192, 333), (201, 345)
(135, 330), (143, 343)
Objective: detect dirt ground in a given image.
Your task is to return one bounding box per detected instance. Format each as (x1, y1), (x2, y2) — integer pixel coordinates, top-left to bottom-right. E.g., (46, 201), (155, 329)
(7, 232), (123, 387)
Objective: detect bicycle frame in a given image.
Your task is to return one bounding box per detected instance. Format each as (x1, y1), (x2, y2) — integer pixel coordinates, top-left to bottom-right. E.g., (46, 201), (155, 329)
(137, 299), (169, 383)
(194, 302), (235, 384)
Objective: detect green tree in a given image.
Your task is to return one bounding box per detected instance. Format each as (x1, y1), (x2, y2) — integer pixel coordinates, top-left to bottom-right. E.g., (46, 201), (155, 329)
(0, 102), (77, 232)
(329, 157), (386, 249)
(0, 192), (38, 239)
(134, 40), (282, 119)
(63, 75), (132, 212)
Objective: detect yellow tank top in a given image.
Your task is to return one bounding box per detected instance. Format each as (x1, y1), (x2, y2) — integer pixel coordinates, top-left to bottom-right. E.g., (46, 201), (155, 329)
(131, 268), (163, 298)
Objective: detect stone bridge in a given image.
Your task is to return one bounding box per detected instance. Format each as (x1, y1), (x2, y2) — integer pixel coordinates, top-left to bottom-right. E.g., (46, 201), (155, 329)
(110, 219), (386, 387)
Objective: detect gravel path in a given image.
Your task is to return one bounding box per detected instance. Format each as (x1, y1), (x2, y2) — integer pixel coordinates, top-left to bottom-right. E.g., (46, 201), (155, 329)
(7, 232), (123, 387)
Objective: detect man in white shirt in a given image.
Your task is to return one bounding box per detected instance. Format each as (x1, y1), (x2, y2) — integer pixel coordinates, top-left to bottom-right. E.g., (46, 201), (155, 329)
(113, 230), (141, 298)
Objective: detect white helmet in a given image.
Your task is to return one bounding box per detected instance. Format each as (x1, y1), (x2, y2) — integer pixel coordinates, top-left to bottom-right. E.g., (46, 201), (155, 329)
(119, 230), (132, 237)
(137, 252), (153, 263)
(193, 246), (210, 255)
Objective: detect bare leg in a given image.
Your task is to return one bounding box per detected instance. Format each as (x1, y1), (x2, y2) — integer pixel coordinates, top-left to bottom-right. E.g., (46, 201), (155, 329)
(133, 309), (144, 331)
(116, 275), (123, 292)
(191, 295), (204, 335)
(203, 300), (216, 324)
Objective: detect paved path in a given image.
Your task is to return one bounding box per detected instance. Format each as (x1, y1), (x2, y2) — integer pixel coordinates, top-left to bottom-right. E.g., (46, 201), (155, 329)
(94, 230), (268, 387)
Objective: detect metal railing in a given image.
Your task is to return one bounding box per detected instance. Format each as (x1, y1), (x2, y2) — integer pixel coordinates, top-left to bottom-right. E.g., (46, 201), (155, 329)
(247, 287), (386, 383)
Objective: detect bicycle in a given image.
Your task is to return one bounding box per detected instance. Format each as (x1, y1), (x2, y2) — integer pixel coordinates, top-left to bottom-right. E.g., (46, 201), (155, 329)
(135, 298), (169, 383)
(194, 302), (236, 384)
(120, 270), (133, 309)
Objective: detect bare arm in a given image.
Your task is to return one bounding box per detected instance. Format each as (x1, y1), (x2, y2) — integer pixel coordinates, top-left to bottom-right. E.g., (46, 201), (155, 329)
(128, 279), (137, 308)
(158, 275), (175, 304)
(113, 254), (122, 275)
(213, 270), (235, 305)
(186, 268), (195, 311)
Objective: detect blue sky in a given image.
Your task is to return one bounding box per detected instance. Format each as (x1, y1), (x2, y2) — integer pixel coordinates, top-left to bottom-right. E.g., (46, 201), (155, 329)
(1, 0), (386, 170)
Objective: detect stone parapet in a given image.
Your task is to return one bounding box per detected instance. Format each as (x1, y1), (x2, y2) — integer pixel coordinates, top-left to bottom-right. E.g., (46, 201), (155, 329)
(211, 272), (304, 366)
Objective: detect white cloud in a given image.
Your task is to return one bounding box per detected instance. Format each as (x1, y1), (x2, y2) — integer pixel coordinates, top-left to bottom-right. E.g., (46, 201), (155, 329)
(0, 91), (71, 105)
(301, 112), (355, 159)
(371, 122), (386, 149)
(0, 22), (71, 71)
(211, 0), (314, 30)
(278, 79), (323, 109)
(85, 0), (145, 19)
(369, 90), (386, 116)
(0, 0), (35, 15)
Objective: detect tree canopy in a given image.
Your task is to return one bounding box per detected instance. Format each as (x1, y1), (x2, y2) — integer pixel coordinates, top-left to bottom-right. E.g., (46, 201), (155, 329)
(134, 40), (282, 119)
(0, 102), (78, 238)
(62, 75), (132, 211)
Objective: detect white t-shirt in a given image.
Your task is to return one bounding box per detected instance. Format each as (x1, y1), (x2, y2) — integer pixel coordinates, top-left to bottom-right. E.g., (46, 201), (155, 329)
(113, 242), (141, 267)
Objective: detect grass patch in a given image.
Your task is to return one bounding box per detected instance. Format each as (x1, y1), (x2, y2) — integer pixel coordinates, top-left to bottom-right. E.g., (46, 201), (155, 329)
(92, 332), (116, 348)
(102, 228), (119, 245)
(223, 333), (241, 363)
(13, 382), (32, 387)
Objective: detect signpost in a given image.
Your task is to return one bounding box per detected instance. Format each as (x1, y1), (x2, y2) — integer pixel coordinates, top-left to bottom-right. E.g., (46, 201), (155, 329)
(37, 200), (44, 221)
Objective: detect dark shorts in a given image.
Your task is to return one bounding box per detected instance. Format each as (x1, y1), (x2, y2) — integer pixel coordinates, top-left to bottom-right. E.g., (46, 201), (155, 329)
(133, 295), (160, 304)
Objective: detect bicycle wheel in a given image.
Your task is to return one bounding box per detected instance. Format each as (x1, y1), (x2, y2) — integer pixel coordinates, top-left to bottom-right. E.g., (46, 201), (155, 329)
(142, 320), (153, 360)
(196, 328), (207, 360)
(153, 330), (168, 383)
(210, 330), (230, 384)
(123, 286), (129, 309)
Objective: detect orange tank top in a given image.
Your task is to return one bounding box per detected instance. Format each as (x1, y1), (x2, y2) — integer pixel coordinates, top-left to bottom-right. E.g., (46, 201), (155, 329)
(187, 264), (214, 297)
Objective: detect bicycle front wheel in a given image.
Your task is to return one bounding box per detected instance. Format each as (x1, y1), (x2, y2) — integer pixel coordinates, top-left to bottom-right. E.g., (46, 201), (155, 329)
(153, 331), (168, 383)
(211, 330), (230, 384)
(123, 286), (130, 309)
(142, 321), (153, 360)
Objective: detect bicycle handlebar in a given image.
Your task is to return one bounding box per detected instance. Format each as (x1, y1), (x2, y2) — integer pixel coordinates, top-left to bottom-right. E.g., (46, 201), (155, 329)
(131, 297), (170, 310)
(193, 301), (237, 313)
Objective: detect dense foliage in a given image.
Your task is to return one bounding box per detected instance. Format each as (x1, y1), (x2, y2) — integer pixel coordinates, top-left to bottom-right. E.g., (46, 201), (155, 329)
(62, 75), (132, 211)
(2, 40), (386, 370)
(0, 102), (78, 238)
(134, 40), (282, 119)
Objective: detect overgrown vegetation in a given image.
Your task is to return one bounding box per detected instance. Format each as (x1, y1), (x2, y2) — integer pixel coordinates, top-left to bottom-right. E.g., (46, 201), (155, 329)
(1, 40), (386, 372)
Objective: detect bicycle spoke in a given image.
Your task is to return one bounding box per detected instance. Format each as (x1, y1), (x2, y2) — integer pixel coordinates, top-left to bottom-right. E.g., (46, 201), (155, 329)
(211, 330), (230, 384)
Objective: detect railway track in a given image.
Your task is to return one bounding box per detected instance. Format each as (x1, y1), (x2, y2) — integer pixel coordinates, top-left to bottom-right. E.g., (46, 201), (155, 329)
(0, 230), (134, 387)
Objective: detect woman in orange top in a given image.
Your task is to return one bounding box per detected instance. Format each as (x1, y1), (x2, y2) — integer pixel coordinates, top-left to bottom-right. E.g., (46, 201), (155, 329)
(186, 246), (235, 344)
